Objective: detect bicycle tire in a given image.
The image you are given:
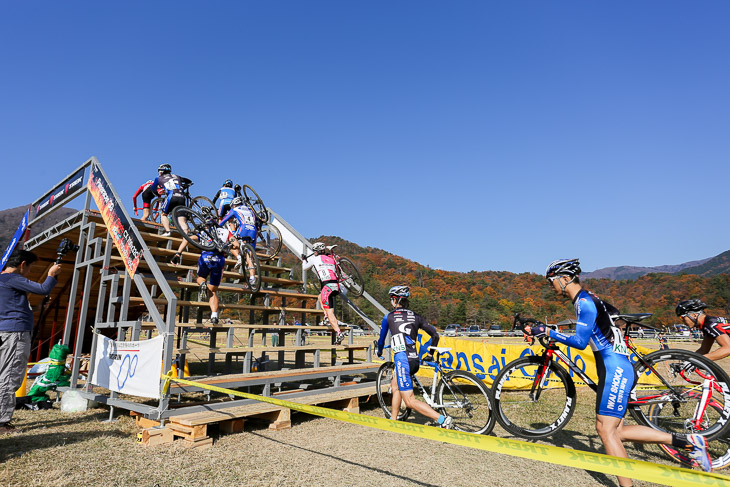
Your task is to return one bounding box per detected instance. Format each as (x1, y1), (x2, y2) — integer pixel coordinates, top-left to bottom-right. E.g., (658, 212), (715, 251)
(191, 196), (218, 218)
(239, 242), (261, 293)
(436, 370), (495, 435)
(629, 349), (730, 440)
(150, 197), (164, 224)
(171, 206), (217, 252)
(657, 402), (730, 470)
(492, 355), (577, 439)
(256, 223), (283, 261)
(376, 362), (412, 421)
(337, 257), (365, 297)
(243, 184), (269, 223)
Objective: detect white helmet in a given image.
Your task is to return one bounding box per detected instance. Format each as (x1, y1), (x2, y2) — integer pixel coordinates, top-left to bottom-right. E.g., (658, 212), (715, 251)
(312, 242), (326, 253)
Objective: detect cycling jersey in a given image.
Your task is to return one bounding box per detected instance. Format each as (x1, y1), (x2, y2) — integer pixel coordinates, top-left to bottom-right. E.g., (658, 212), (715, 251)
(700, 315), (730, 340)
(377, 308), (439, 392)
(302, 254), (339, 284)
(132, 182), (164, 209)
(219, 206), (258, 246)
(549, 289), (636, 418)
(150, 174), (192, 215)
(213, 187), (237, 217)
(196, 228), (232, 287)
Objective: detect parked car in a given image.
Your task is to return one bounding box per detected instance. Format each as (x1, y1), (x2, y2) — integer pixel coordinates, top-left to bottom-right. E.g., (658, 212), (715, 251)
(672, 324), (690, 337)
(349, 324), (367, 336)
(467, 325), (481, 336)
(444, 324), (461, 336)
(487, 324), (503, 336)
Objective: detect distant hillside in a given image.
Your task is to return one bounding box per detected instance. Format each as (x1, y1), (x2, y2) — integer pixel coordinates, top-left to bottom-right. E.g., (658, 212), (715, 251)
(583, 257), (712, 280)
(679, 250), (730, 277)
(0, 205), (78, 252)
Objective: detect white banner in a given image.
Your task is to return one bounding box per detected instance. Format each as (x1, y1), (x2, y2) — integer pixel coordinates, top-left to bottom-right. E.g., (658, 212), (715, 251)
(91, 335), (164, 398)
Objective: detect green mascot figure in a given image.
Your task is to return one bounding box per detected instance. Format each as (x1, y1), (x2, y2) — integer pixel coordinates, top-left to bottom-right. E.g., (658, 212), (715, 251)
(26, 344), (72, 408)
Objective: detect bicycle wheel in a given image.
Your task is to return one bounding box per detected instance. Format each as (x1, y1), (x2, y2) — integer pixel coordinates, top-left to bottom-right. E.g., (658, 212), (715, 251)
(629, 349), (730, 440)
(239, 242), (261, 293)
(492, 355), (576, 439)
(436, 370), (495, 434)
(171, 206), (216, 251)
(658, 402), (730, 470)
(150, 197), (164, 224)
(337, 257), (364, 297)
(256, 223), (283, 261)
(243, 184), (269, 223)
(191, 196), (218, 218)
(376, 362), (412, 421)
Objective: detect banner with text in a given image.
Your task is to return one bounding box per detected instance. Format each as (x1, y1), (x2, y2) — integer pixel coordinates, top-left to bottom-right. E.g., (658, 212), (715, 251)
(91, 335), (164, 398)
(88, 163), (143, 277)
(33, 167), (86, 220)
(0, 208), (29, 270)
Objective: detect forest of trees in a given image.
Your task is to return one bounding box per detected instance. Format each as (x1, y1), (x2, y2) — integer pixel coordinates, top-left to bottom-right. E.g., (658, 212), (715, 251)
(297, 237), (730, 330)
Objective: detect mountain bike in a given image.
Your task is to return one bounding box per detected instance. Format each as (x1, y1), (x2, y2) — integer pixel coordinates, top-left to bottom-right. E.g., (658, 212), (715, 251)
(376, 346), (495, 434)
(242, 184), (269, 224)
(170, 206), (261, 292)
(255, 223), (282, 262)
(491, 313), (730, 440)
(152, 181), (218, 224)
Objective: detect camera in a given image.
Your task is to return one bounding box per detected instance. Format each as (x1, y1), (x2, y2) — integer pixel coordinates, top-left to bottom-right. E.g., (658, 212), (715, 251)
(56, 238), (79, 264)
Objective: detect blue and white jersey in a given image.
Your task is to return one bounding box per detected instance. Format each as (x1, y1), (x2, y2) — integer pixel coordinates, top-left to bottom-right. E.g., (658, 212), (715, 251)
(219, 205), (257, 237)
(214, 187), (236, 206)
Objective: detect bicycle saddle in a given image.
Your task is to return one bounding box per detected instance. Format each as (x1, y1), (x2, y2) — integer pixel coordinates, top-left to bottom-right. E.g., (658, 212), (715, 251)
(428, 346), (451, 354)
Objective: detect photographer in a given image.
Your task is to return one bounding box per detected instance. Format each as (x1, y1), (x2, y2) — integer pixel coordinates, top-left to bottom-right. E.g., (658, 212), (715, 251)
(0, 249), (61, 433)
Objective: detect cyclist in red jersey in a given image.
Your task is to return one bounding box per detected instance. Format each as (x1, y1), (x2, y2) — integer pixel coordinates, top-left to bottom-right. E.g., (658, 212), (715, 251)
(132, 180), (165, 221)
(676, 299), (730, 361)
(302, 242), (345, 345)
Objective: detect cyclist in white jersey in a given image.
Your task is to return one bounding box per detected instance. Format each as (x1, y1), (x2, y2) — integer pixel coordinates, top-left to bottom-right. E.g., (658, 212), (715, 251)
(302, 242), (345, 344)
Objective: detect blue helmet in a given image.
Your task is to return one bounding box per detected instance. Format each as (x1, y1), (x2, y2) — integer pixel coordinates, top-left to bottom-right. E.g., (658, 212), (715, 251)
(388, 285), (410, 298)
(223, 179), (233, 188)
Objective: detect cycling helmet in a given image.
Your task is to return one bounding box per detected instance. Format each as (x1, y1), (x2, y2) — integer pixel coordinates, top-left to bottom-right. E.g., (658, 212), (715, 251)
(312, 242), (326, 253)
(223, 179), (233, 188)
(231, 196), (243, 207)
(545, 258), (581, 279)
(676, 299), (708, 317)
(158, 163), (172, 174)
(388, 285), (410, 298)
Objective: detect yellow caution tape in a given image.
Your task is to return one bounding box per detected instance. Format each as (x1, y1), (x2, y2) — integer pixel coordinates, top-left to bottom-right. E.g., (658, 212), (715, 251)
(162, 372), (730, 487)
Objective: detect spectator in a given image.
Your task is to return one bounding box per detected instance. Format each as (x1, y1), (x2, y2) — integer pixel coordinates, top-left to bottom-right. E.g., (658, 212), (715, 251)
(0, 249), (61, 433)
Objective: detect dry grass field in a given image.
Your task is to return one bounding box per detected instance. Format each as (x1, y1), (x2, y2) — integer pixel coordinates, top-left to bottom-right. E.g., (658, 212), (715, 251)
(1, 336), (727, 487)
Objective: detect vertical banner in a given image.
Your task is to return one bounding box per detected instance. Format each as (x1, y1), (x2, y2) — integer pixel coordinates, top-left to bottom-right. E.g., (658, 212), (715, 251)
(91, 335), (164, 398)
(0, 208), (30, 270)
(87, 163), (143, 277)
(33, 167), (86, 220)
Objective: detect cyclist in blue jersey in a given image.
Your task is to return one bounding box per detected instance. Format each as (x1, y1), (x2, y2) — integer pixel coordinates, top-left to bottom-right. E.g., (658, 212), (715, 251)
(212, 179), (239, 219)
(218, 197), (259, 287)
(149, 163), (192, 237)
(196, 226), (235, 325)
(524, 259), (711, 484)
(376, 285), (452, 429)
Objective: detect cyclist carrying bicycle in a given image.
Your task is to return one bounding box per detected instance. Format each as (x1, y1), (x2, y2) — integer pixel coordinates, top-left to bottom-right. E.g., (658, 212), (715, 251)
(302, 242), (345, 345)
(132, 179), (164, 221)
(195, 225), (236, 325)
(376, 285), (452, 428)
(218, 196), (259, 287)
(212, 179), (241, 219)
(525, 259), (711, 483)
(149, 163), (192, 237)
(676, 299), (730, 361)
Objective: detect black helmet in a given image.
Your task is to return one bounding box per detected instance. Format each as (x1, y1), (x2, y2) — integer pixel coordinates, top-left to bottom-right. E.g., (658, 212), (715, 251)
(676, 299), (707, 317)
(545, 258), (581, 279)
(158, 163), (172, 174)
(223, 179), (233, 188)
(388, 285), (410, 298)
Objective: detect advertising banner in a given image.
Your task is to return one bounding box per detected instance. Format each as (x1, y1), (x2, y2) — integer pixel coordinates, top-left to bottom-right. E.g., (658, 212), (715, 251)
(413, 332), (655, 387)
(87, 163), (143, 277)
(91, 335), (164, 398)
(0, 208), (29, 270)
(33, 167), (86, 220)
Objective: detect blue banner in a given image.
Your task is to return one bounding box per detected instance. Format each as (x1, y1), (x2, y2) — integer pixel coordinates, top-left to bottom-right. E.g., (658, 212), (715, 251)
(1, 208), (30, 270)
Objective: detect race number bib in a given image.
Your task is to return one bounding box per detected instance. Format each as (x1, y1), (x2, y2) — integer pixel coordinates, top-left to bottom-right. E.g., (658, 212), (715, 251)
(163, 180), (178, 191)
(611, 327), (630, 356)
(391, 333), (407, 353)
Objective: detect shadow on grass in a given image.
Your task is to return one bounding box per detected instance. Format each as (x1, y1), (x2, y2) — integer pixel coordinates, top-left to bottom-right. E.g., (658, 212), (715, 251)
(0, 427), (128, 462)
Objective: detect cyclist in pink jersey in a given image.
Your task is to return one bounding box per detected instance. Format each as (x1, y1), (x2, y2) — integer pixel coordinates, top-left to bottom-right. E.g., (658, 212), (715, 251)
(302, 242), (345, 345)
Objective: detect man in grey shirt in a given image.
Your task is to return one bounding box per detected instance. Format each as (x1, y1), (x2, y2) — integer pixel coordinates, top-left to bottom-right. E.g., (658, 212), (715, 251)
(0, 249), (61, 433)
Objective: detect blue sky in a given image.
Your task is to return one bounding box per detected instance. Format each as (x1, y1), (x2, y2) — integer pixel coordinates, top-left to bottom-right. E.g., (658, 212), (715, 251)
(1, 2), (728, 274)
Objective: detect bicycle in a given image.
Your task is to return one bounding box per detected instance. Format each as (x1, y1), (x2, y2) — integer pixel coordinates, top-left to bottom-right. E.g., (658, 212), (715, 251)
(491, 313), (730, 440)
(255, 222), (283, 262)
(152, 181), (218, 223)
(376, 346), (495, 434)
(170, 206), (261, 292)
(305, 245), (365, 297)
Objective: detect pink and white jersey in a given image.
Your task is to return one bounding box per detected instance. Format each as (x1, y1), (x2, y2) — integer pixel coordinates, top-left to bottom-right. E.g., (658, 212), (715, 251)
(303, 254), (338, 283)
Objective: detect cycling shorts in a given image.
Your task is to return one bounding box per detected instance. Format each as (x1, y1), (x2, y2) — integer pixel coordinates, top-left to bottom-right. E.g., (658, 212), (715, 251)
(595, 352), (636, 418)
(197, 252), (225, 287)
(394, 352), (420, 392)
(235, 228), (257, 249)
(218, 203), (232, 219)
(319, 282), (340, 310)
(163, 194), (186, 215)
(141, 187), (157, 207)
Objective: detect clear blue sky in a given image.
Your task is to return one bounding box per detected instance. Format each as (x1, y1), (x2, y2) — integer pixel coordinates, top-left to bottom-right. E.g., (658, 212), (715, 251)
(1, 2), (728, 274)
